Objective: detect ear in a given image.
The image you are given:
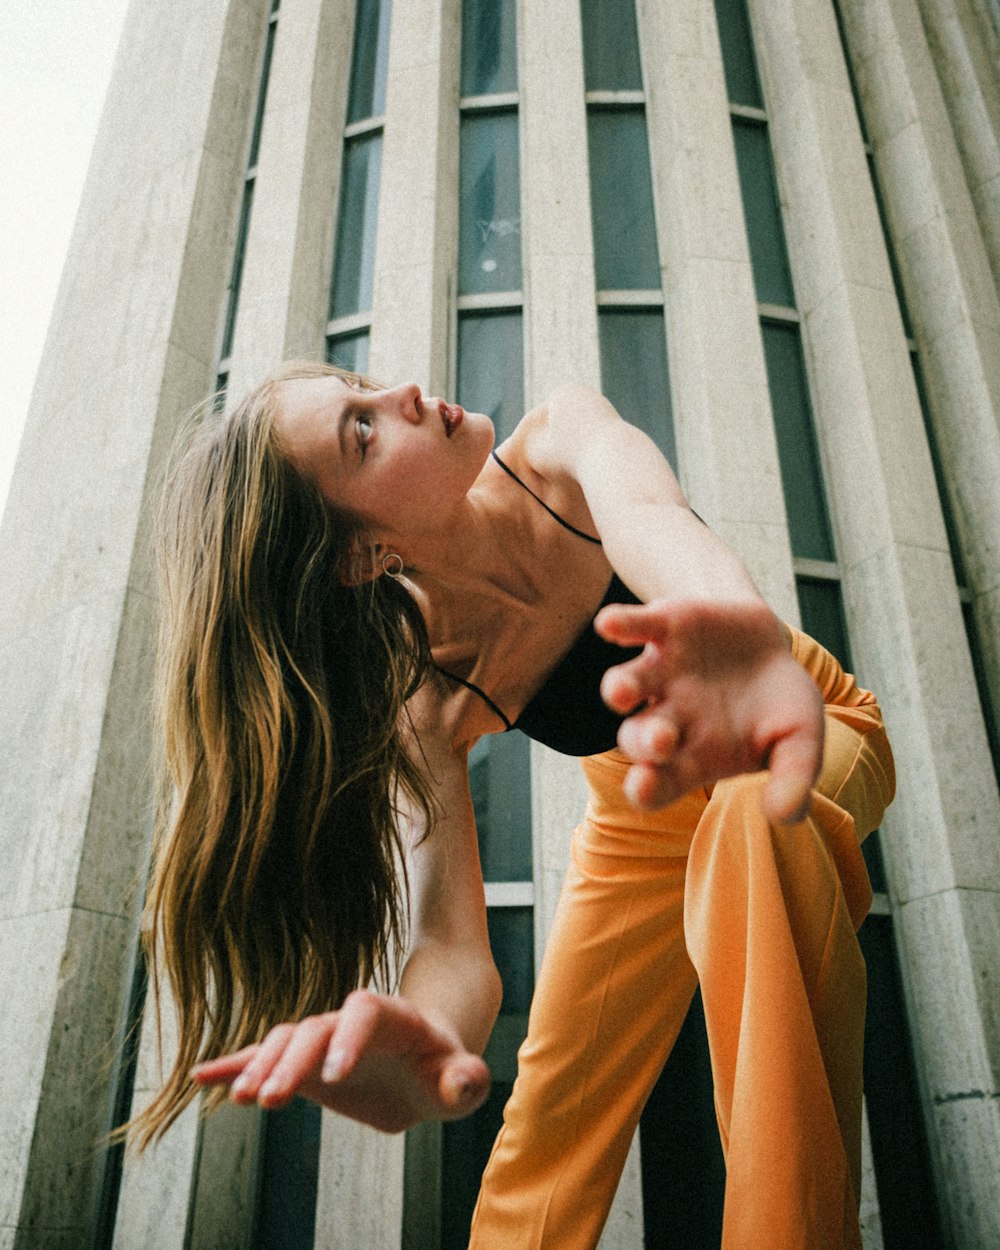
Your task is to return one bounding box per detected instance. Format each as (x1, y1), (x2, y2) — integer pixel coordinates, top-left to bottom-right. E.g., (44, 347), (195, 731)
(338, 538), (385, 586)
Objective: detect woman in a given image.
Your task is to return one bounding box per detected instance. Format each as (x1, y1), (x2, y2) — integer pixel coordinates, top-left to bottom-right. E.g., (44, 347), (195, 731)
(137, 360), (893, 1249)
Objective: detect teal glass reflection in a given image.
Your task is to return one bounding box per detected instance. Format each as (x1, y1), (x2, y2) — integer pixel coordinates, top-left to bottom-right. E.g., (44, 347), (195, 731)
(580, 0), (643, 91)
(714, 0), (764, 108)
(248, 18), (278, 167)
(761, 321), (835, 561)
(347, 0), (392, 123)
(325, 331), (370, 375)
(795, 576), (850, 667)
(459, 112), (522, 295)
(598, 310), (676, 468)
(220, 180), (255, 360)
(732, 119), (795, 308)
(469, 736), (532, 882)
(256, 1100), (321, 1250)
(457, 312), (524, 439)
(462, 0), (518, 96)
(329, 134), (382, 319)
(587, 109), (661, 290)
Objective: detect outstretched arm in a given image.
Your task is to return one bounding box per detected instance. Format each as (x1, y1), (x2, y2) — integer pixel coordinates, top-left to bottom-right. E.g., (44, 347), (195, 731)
(525, 385), (823, 822)
(192, 704), (502, 1132)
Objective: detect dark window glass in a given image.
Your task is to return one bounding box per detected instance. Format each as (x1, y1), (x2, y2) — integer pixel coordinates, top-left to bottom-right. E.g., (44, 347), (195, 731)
(580, 0), (643, 91)
(457, 312), (524, 438)
(325, 331), (370, 375)
(461, 0), (517, 96)
(713, 0), (764, 108)
(732, 118), (795, 307)
(441, 907), (534, 1250)
(587, 108), (661, 290)
(220, 179), (256, 360)
(796, 576), (850, 667)
(470, 736), (532, 882)
(761, 320), (835, 561)
(249, 18), (278, 167)
(254, 1099), (322, 1249)
(963, 601), (1000, 784)
(598, 309), (675, 468)
(329, 134), (383, 319)
(459, 112), (522, 295)
(858, 915), (946, 1248)
(640, 991), (725, 1249)
(347, 0), (392, 123)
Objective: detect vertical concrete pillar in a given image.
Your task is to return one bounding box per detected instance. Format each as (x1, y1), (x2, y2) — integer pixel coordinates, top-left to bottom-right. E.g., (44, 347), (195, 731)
(225, 0), (356, 402)
(841, 0), (1000, 737)
(0, 0), (266, 1243)
(749, 0), (1000, 1242)
(520, 1), (644, 1243)
(367, 0), (460, 392)
(639, 0), (798, 620)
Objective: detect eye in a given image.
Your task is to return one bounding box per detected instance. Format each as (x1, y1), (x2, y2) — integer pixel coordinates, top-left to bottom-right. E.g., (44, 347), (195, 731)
(356, 416), (373, 460)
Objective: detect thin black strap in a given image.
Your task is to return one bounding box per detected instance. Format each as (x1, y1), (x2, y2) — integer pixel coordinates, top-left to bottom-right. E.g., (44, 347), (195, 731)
(491, 450), (602, 545)
(433, 663), (514, 731)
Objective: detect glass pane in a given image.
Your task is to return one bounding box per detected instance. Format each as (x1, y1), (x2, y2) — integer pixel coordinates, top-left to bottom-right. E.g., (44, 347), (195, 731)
(254, 1099), (322, 1249)
(858, 915), (946, 1248)
(911, 354), (967, 584)
(459, 112), (522, 295)
(598, 309), (676, 468)
(581, 0), (643, 91)
(588, 108), (661, 290)
(732, 118), (795, 308)
(963, 601), (1000, 786)
(761, 320), (835, 561)
(330, 133), (383, 319)
(640, 991), (724, 1250)
(347, 0), (392, 123)
(220, 180), (255, 360)
(457, 312), (524, 439)
(470, 736), (532, 882)
(795, 576), (850, 668)
(440, 908), (534, 1250)
(325, 331), (370, 375)
(714, 0), (764, 108)
(461, 0), (518, 96)
(248, 18), (278, 168)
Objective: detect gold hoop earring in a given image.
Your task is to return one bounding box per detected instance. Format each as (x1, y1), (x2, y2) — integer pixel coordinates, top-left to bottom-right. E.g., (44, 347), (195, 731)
(381, 552), (404, 578)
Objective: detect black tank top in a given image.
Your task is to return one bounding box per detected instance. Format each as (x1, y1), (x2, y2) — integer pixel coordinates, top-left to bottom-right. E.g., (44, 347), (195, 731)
(434, 451), (642, 756)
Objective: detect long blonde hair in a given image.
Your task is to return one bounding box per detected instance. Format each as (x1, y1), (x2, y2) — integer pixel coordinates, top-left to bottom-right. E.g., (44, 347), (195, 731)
(130, 362), (433, 1148)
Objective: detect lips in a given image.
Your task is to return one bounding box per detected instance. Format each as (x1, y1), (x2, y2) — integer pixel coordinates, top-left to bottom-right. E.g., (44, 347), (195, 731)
(441, 401), (464, 437)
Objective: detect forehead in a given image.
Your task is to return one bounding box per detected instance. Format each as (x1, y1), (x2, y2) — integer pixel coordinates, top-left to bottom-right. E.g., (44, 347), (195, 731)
(273, 375), (349, 462)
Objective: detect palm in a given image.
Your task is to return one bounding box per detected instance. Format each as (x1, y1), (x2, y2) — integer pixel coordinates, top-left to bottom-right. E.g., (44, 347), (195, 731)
(596, 599), (824, 823)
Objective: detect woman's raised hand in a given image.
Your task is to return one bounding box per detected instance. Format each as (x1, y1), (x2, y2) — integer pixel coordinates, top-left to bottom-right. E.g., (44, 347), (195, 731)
(190, 990), (491, 1134)
(596, 599), (824, 824)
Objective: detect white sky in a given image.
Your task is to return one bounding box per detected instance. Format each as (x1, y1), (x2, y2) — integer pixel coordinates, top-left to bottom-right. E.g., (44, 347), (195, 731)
(0, 0), (131, 524)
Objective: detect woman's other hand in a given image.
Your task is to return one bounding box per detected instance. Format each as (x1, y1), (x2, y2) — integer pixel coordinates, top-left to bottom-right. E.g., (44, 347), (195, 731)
(597, 599), (823, 824)
(189, 990), (491, 1134)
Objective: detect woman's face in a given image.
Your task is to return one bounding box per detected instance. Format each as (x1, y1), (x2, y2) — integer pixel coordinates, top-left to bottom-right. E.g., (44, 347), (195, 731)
(274, 374), (494, 542)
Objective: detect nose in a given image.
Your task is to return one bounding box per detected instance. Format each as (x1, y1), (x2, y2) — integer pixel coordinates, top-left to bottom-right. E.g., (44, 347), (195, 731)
(386, 382), (423, 423)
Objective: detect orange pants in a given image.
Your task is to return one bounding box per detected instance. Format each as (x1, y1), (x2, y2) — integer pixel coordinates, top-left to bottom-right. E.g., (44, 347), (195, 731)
(469, 630), (895, 1249)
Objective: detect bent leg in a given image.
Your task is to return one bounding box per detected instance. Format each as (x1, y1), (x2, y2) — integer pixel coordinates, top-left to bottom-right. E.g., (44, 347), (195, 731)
(469, 760), (703, 1250)
(687, 696), (893, 1250)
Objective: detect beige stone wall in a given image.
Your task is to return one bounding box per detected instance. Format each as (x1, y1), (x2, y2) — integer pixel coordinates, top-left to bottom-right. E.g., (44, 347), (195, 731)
(1, 0), (997, 1245)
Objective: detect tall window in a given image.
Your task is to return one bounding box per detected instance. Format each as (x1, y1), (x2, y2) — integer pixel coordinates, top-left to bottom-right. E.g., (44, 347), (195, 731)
(326, 0), (392, 372)
(716, 1), (945, 1244)
(215, 0), (282, 400)
(581, 0), (675, 464)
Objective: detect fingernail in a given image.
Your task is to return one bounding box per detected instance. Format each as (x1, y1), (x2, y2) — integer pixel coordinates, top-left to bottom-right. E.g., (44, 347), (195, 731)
(259, 1077), (281, 1103)
(322, 1049), (347, 1082)
(231, 1074), (249, 1095)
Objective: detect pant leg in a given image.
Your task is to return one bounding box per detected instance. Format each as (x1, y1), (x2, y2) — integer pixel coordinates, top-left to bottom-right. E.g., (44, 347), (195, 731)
(468, 763), (706, 1250)
(687, 631), (895, 1250)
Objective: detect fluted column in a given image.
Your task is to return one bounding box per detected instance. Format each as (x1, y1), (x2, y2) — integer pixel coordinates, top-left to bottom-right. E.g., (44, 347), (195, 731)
(749, 0), (1000, 1242)
(639, 0), (799, 621)
(0, 0), (267, 1244)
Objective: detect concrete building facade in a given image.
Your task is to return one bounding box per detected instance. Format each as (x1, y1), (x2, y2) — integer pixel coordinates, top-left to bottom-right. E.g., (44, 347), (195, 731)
(1, 0), (998, 1246)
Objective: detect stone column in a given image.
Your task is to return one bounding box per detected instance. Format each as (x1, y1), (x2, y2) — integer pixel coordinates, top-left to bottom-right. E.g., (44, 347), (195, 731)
(0, 0), (267, 1244)
(520, 1), (645, 1243)
(842, 0), (1000, 741)
(225, 0), (357, 401)
(916, 0), (1000, 293)
(639, 0), (799, 622)
(750, 0), (1000, 1242)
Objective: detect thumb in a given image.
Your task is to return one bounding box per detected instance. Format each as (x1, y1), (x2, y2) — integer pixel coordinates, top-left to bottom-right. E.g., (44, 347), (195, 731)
(762, 729), (821, 825)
